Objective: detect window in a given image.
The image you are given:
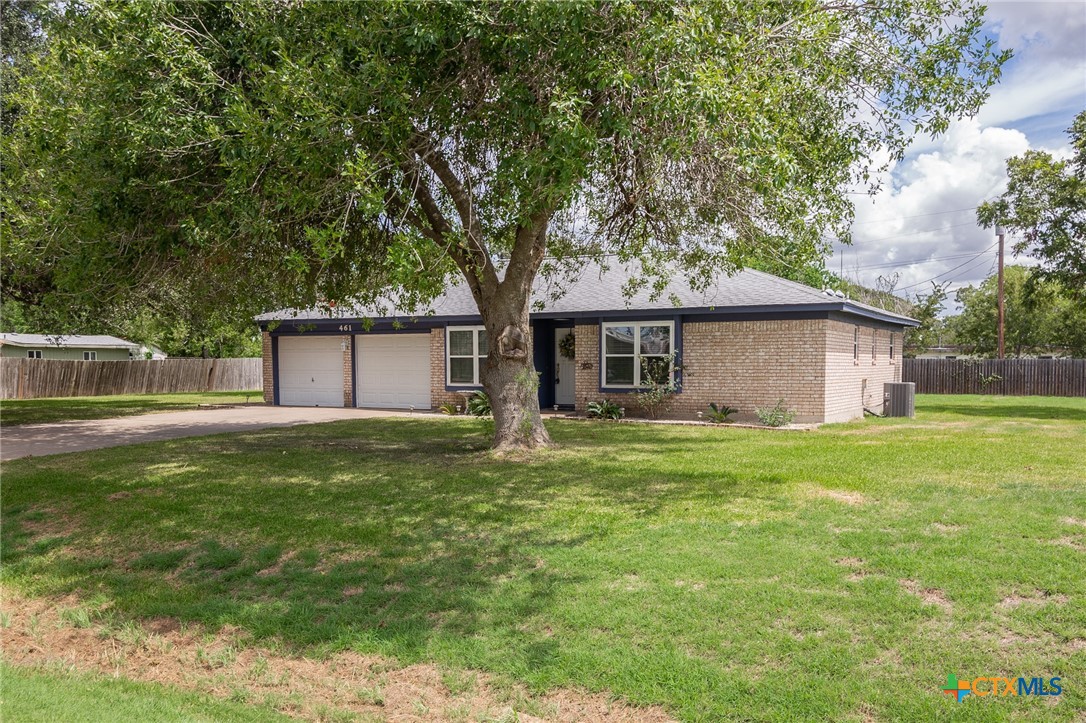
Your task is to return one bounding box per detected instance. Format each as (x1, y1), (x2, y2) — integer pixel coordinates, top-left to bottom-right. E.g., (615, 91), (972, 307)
(853, 327), (859, 361)
(446, 326), (488, 386)
(602, 321), (674, 387)
(83, 351), (97, 361)
(27, 349), (42, 359)
(890, 333), (896, 361)
(872, 329), (877, 362)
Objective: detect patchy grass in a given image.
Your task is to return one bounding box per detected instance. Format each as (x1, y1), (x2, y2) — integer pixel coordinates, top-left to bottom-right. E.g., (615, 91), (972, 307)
(1, 662), (290, 722)
(0, 390), (262, 427)
(2, 394), (1084, 721)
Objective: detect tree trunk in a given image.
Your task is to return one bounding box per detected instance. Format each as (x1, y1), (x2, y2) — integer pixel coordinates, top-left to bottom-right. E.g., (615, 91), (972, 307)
(480, 288), (552, 453)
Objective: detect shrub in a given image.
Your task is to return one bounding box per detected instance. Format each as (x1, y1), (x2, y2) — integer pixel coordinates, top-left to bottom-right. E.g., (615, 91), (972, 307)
(586, 399), (624, 420)
(706, 403), (738, 424)
(438, 402), (460, 415)
(466, 391), (492, 417)
(633, 354), (679, 419)
(755, 398), (796, 427)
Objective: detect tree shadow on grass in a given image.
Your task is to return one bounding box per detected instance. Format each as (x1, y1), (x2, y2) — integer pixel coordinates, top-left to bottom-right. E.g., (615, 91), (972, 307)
(0, 417), (767, 669)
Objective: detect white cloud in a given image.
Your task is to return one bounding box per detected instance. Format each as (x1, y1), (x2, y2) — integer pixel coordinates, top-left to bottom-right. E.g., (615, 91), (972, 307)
(834, 120), (1032, 301)
(985, 1), (1086, 65)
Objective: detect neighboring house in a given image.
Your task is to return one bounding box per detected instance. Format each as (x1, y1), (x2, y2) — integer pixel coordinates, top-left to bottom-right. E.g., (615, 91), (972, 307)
(139, 344), (169, 360)
(0, 333), (140, 361)
(256, 263), (918, 424)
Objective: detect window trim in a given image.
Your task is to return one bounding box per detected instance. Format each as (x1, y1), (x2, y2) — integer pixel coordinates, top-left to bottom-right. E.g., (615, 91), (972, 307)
(27, 349), (43, 359)
(600, 320), (676, 389)
(445, 325), (487, 387)
(871, 329), (878, 364)
(853, 326), (860, 364)
(83, 351), (97, 361)
(890, 332), (896, 362)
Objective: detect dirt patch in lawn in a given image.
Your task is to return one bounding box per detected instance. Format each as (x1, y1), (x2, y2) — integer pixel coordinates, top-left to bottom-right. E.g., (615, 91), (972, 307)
(807, 487), (868, 506)
(835, 557), (870, 582)
(998, 589), (1070, 611)
(899, 579), (952, 614)
(1, 588), (675, 723)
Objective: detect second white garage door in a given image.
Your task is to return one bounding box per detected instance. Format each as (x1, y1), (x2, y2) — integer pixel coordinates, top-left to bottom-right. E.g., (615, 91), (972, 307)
(277, 335), (344, 407)
(356, 334), (431, 409)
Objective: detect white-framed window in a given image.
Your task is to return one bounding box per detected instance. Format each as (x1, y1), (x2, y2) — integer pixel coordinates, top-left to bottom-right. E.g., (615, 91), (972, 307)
(446, 326), (488, 386)
(83, 351), (97, 361)
(872, 329), (878, 362)
(853, 327), (859, 362)
(27, 349), (43, 359)
(890, 333), (896, 361)
(601, 321), (674, 388)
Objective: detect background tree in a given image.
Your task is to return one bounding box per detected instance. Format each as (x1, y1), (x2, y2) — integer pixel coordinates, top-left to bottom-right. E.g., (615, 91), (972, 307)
(978, 110), (1086, 296)
(3, 1), (1007, 450)
(948, 265), (1086, 357)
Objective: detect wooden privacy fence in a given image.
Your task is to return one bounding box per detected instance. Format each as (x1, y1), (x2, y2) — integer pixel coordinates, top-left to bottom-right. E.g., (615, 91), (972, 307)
(903, 358), (1086, 397)
(0, 358), (262, 400)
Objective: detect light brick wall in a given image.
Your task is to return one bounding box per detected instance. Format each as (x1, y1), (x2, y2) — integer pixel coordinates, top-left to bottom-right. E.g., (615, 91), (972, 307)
(823, 319), (902, 423)
(342, 335), (354, 407)
(261, 332), (274, 404)
(680, 320), (827, 423)
(574, 319), (827, 423)
(430, 327), (463, 411)
(572, 318), (904, 424)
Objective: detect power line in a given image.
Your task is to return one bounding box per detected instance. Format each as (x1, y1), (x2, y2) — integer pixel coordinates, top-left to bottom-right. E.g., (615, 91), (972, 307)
(855, 251), (981, 271)
(848, 206), (979, 227)
(839, 220), (982, 246)
(896, 242), (998, 291)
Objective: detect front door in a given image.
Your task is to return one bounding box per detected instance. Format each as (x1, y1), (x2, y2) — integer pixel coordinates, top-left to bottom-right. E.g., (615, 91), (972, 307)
(554, 327), (575, 407)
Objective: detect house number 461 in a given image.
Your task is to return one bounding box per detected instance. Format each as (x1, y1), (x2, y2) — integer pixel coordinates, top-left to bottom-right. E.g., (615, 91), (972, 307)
(338, 324), (353, 332)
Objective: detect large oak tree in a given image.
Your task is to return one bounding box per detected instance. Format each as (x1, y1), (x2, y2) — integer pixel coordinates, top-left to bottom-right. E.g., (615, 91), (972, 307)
(3, 1), (1006, 450)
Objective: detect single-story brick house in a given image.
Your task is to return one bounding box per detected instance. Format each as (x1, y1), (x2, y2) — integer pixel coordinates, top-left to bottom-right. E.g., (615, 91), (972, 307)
(0, 333), (140, 361)
(256, 263), (917, 424)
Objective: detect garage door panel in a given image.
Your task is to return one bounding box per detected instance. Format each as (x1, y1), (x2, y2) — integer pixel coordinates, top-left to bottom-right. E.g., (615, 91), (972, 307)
(277, 336), (344, 407)
(356, 334), (431, 409)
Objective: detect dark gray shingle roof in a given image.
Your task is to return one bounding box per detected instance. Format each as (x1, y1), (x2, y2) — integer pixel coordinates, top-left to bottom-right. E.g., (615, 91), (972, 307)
(257, 260), (917, 326)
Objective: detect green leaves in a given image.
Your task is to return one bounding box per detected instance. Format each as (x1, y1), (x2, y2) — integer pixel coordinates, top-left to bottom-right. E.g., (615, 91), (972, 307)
(978, 111), (1086, 297)
(3, 0), (1007, 335)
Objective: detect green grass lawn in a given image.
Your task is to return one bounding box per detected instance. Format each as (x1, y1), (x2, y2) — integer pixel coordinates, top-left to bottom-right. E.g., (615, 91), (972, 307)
(0, 390), (263, 426)
(1, 663), (290, 723)
(2, 394), (1084, 721)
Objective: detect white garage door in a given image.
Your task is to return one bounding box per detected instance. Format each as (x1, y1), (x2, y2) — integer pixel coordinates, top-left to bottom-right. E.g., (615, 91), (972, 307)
(356, 334), (431, 409)
(277, 336), (344, 407)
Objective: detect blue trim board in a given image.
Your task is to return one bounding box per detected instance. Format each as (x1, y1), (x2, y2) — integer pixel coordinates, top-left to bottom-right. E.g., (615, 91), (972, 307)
(259, 301), (917, 334)
(271, 335), (280, 406)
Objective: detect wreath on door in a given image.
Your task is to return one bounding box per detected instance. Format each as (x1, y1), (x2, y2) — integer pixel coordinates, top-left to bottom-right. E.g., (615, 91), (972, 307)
(559, 331), (576, 360)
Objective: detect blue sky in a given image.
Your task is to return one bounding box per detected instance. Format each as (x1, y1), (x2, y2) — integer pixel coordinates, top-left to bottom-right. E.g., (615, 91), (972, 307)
(831, 0), (1086, 308)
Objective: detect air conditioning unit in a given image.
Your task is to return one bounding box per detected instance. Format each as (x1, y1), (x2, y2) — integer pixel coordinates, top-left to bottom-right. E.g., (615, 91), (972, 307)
(884, 382), (915, 418)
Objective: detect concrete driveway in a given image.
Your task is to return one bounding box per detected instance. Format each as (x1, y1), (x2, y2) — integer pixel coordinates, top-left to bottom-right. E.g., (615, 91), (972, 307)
(0, 405), (422, 461)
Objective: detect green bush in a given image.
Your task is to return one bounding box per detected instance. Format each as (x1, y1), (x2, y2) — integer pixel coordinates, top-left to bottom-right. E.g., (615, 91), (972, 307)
(706, 403), (738, 424)
(755, 398), (796, 427)
(466, 391), (491, 417)
(586, 399), (624, 420)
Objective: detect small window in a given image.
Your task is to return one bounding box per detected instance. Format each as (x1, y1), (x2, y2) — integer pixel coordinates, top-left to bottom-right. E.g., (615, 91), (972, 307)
(853, 327), (859, 361)
(27, 349), (43, 359)
(890, 333), (896, 360)
(83, 351), (97, 361)
(872, 330), (877, 362)
(446, 326), (488, 386)
(602, 321), (674, 388)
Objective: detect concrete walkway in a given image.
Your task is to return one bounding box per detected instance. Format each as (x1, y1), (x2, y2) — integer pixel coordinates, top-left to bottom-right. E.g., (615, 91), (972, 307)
(0, 406), (422, 461)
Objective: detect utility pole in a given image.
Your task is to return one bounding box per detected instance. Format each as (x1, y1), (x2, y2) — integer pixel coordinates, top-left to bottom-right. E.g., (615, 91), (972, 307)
(996, 225), (1005, 359)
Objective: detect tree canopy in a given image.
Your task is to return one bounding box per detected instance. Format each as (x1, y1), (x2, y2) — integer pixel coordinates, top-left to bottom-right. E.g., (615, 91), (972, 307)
(978, 110), (1086, 296)
(2, 0), (1008, 448)
(949, 265), (1086, 358)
